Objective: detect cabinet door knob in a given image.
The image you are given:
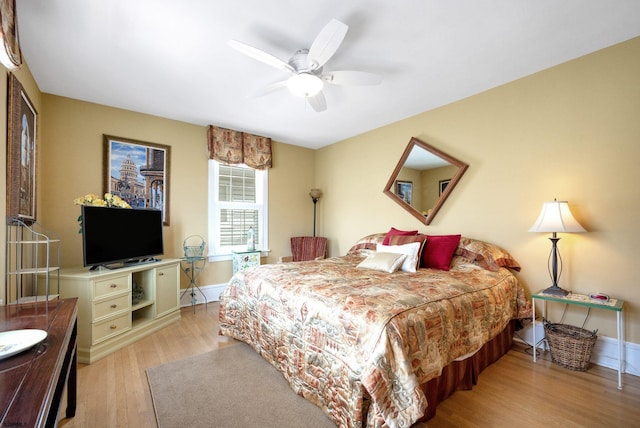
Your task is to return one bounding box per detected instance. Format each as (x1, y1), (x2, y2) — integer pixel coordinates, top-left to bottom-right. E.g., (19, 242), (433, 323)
(110, 284), (117, 288)
(110, 304), (117, 309)
(159, 272), (164, 276)
(110, 325), (117, 330)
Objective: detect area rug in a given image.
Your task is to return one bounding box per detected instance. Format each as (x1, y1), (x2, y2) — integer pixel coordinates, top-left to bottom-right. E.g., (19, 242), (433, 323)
(146, 343), (335, 428)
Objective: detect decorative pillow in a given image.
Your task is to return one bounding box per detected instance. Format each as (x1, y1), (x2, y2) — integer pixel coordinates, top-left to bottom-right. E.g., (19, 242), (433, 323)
(376, 241), (423, 273)
(389, 234), (427, 269)
(346, 233), (386, 257)
(382, 227), (419, 245)
(357, 252), (407, 273)
(388, 233), (427, 247)
(455, 237), (521, 272)
(422, 234), (461, 270)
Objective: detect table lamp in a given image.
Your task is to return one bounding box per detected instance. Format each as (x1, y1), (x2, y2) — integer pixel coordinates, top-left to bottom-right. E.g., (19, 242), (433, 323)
(529, 199), (586, 296)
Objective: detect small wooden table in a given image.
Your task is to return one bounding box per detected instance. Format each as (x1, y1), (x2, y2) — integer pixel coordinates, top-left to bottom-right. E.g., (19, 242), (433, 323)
(531, 290), (624, 389)
(0, 298), (78, 427)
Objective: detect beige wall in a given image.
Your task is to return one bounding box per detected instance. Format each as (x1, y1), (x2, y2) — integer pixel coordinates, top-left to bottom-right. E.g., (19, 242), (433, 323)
(316, 37), (640, 343)
(421, 165), (458, 211)
(34, 95), (315, 289)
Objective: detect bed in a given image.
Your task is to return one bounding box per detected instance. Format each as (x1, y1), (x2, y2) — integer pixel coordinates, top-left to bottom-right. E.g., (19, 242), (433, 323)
(219, 232), (532, 427)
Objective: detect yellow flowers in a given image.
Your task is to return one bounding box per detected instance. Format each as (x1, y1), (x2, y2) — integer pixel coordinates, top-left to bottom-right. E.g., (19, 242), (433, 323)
(74, 193), (131, 233)
(74, 193), (131, 209)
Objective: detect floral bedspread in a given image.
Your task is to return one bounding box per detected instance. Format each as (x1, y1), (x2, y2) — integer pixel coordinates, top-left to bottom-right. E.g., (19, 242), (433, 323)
(219, 255), (530, 428)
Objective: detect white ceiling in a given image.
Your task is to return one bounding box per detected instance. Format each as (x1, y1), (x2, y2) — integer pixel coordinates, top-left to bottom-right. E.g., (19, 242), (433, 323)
(16, 0), (640, 150)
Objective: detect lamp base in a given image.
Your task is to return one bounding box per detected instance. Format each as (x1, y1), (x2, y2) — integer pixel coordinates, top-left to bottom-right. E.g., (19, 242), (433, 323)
(542, 285), (569, 296)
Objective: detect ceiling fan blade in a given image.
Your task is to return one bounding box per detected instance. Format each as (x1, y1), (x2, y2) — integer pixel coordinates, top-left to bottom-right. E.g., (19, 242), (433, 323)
(322, 70), (382, 86)
(307, 19), (348, 70)
(307, 91), (327, 112)
(228, 39), (295, 74)
(252, 80), (289, 98)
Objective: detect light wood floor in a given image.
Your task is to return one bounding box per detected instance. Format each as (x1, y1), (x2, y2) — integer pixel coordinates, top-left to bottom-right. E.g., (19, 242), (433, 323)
(58, 303), (640, 427)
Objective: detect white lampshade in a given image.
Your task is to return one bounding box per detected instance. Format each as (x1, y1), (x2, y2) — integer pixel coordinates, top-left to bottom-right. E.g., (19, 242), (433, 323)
(529, 200), (586, 233)
(288, 73), (323, 97)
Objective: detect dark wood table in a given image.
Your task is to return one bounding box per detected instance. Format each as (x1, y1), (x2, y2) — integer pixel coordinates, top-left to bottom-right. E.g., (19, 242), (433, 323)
(0, 298), (78, 427)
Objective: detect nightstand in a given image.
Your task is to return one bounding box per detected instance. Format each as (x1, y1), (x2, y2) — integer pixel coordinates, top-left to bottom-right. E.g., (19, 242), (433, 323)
(532, 290), (625, 389)
(232, 250), (261, 274)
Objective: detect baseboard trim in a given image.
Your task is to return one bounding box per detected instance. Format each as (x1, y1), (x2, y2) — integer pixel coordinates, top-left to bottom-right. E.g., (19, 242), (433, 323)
(515, 320), (639, 377)
(180, 282), (227, 307)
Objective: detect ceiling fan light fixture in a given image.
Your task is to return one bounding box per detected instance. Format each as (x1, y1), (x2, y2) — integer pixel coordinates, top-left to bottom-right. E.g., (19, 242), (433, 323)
(287, 73), (323, 97)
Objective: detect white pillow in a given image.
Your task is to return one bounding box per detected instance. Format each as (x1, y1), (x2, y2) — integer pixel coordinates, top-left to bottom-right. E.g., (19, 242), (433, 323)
(357, 252), (407, 273)
(376, 242), (422, 273)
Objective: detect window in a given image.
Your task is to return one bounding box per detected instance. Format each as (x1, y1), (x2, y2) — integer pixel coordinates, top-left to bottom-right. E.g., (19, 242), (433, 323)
(208, 161), (268, 259)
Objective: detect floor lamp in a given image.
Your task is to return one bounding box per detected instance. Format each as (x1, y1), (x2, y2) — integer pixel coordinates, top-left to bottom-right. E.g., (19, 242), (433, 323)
(309, 189), (322, 237)
(529, 199), (586, 296)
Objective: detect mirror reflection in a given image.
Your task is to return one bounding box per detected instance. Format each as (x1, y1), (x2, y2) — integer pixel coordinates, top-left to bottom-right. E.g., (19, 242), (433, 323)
(384, 137), (468, 225)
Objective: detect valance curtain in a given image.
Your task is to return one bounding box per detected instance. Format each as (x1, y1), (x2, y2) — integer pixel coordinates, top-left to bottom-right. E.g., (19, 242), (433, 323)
(207, 125), (272, 170)
(0, 0), (23, 69)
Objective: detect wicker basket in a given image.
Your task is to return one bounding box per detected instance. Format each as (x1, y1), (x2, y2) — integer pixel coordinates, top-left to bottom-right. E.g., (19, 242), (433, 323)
(183, 235), (205, 260)
(544, 321), (597, 371)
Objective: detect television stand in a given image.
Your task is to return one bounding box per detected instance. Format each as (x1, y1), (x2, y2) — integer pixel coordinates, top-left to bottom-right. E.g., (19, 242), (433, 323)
(58, 259), (181, 364)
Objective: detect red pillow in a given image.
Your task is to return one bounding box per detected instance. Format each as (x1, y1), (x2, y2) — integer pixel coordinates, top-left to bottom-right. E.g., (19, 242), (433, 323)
(382, 227), (419, 245)
(422, 234), (461, 270)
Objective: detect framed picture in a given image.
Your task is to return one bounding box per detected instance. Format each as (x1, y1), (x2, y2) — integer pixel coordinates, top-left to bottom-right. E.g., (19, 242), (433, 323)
(6, 73), (37, 221)
(395, 180), (413, 205)
(439, 179), (451, 196)
(103, 135), (171, 225)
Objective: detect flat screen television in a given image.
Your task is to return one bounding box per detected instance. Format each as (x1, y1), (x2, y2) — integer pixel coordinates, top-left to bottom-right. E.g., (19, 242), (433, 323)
(81, 205), (164, 269)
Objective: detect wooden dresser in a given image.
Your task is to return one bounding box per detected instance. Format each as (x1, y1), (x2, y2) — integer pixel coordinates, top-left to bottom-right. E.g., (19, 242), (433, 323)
(58, 259), (181, 364)
(0, 298), (78, 427)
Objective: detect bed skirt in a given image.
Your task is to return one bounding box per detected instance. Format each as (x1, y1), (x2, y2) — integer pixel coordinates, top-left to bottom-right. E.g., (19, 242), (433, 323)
(417, 319), (516, 422)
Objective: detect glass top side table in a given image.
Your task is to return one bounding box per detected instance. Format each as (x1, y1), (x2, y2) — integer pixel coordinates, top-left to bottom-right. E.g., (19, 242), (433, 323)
(531, 290), (625, 389)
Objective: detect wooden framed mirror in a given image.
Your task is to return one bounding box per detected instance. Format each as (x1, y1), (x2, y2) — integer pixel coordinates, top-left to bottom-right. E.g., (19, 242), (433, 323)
(383, 137), (468, 225)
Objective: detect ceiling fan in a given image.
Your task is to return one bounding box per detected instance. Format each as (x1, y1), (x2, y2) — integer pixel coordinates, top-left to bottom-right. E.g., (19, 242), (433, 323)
(228, 18), (382, 112)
